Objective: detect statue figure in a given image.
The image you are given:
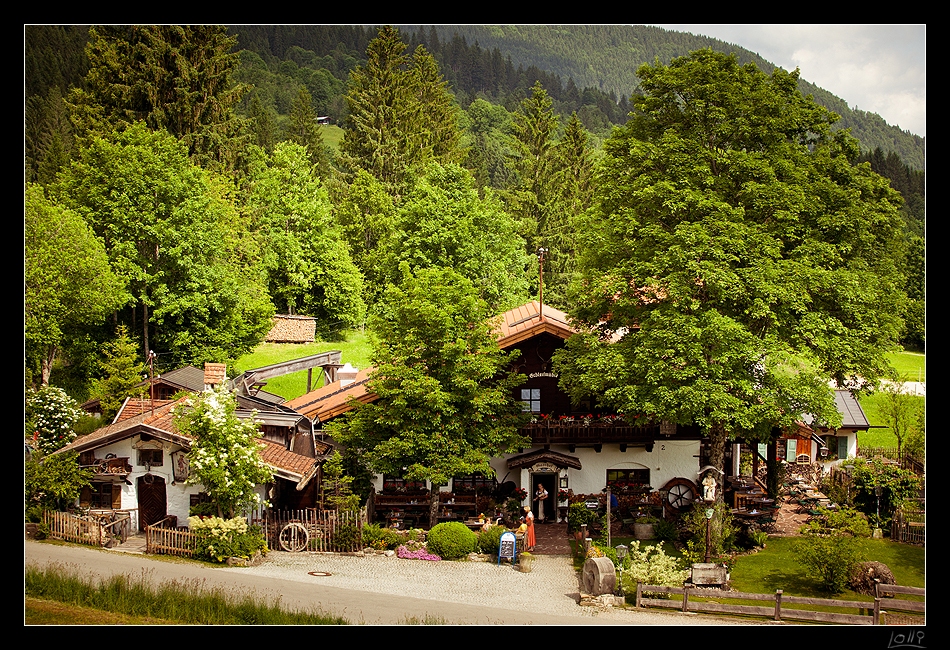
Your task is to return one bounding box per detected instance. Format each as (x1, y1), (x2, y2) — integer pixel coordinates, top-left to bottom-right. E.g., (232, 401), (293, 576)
(702, 472), (717, 502)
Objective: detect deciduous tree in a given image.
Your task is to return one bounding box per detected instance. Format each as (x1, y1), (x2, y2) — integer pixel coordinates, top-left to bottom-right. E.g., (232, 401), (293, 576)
(554, 50), (906, 507)
(328, 266), (528, 528)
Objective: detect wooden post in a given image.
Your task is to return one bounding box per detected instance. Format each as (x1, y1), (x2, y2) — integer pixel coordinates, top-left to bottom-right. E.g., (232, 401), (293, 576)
(682, 584), (690, 613)
(774, 589), (783, 621)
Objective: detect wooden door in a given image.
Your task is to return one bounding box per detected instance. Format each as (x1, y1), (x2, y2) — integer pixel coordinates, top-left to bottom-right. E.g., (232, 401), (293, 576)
(137, 475), (167, 531)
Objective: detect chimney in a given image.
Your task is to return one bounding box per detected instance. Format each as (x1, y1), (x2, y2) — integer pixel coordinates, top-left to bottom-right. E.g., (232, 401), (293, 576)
(204, 362), (227, 391)
(338, 363), (359, 386)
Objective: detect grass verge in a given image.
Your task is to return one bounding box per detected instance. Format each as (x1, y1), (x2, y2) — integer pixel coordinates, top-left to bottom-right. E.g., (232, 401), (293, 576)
(25, 562), (349, 625)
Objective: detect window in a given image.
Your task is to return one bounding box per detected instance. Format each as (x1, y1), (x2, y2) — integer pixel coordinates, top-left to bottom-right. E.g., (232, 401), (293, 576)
(89, 483), (117, 509)
(520, 388), (541, 413)
(606, 468), (651, 490)
(137, 448), (163, 467)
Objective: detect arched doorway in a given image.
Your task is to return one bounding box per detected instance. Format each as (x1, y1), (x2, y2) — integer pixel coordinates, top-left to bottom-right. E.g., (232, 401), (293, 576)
(531, 472), (557, 523)
(137, 474), (167, 531)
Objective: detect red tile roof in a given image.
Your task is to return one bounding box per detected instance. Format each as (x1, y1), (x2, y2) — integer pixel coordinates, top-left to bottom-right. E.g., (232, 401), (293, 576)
(286, 300), (579, 423)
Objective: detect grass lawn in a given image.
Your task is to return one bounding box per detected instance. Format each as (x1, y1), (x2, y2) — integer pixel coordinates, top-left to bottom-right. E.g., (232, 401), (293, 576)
(232, 329), (375, 401)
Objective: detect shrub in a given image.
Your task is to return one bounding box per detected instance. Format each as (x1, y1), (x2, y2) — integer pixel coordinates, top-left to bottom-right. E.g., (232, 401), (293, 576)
(188, 516), (267, 563)
(794, 532), (866, 594)
(476, 525), (506, 556)
(653, 518), (679, 542)
(568, 502), (597, 532)
(362, 523), (403, 550)
(620, 541), (688, 595)
(426, 521), (476, 559)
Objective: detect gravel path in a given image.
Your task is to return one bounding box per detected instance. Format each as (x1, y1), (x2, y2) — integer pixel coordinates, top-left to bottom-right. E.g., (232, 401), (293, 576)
(217, 549), (759, 625)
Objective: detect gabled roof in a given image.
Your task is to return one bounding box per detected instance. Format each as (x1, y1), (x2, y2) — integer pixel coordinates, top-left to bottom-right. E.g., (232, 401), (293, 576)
(285, 300), (576, 424)
(55, 395), (323, 489)
(285, 368), (375, 423)
(492, 300), (576, 348)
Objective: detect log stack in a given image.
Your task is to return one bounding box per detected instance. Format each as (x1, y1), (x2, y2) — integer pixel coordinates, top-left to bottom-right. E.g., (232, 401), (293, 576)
(266, 315), (317, 343)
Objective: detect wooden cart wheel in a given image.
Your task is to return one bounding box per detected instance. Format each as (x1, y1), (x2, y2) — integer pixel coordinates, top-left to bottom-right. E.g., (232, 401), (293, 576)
(279, 522), (309, 552)
(662, 477), (698, 513)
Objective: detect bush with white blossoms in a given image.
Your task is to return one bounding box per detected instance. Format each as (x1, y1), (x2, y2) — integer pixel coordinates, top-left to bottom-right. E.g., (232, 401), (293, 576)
(25, 386), (84, 454)
(174, 385), (273, 518)
(620, 540), (689, 594)
(187, 515), (266, 563)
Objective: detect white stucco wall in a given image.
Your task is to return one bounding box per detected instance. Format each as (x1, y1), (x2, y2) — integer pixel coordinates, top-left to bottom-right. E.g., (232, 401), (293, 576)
(80, 437), (204, 528)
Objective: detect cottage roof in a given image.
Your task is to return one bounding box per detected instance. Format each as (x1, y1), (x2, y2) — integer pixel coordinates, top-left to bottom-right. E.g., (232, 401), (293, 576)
(285, 368), (375, 422)
(287, 300), (577, 423)
(54, 395), (322, 489)
(492, 300), (576, 348)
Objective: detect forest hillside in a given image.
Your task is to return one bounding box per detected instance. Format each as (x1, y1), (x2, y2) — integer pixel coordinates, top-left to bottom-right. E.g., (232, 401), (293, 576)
(24, 24), (925, 405)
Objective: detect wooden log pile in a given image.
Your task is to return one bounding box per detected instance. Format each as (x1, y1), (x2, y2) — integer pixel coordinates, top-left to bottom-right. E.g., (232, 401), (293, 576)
(266, 315), (316, 343)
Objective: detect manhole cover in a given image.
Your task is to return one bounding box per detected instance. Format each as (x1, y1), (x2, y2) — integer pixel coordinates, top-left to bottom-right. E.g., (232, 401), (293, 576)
(308, 571), (332, 576)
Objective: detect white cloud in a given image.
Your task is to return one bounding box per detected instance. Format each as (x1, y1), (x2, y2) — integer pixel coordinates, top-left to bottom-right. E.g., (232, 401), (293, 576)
(650, 24), (926, 137)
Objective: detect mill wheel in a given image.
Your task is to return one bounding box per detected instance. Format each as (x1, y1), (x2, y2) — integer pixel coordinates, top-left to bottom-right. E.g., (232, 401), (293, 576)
(661, 477), (698, 514)
(279, 522), (309, 552)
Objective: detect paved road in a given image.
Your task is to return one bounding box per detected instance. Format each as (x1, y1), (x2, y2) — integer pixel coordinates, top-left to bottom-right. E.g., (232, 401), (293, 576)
(24, 540), (758, 626)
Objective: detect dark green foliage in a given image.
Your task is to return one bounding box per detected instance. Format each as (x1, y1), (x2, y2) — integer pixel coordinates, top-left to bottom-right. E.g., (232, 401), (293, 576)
(476, 524), (506, 556)
(427, 521), (477, 559)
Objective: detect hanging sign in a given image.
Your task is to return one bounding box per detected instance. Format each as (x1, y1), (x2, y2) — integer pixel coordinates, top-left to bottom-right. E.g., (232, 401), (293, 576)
(498, 531), (517, 565)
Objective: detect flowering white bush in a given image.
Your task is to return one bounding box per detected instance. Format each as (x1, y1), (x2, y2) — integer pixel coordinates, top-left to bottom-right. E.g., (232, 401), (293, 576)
(174, 385), (273, 517)
(621, 541), (688, 590)
(26, 386), (84, 454)
(187, 515), (265, 563)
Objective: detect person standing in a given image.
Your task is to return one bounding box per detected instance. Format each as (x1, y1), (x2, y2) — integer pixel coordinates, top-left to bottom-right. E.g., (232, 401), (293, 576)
(523, 506), (536, 551)
(535, 484), (549, 523)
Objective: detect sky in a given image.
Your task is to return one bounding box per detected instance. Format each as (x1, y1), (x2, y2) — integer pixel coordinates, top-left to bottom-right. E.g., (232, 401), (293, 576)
(650, 24), (926, 138)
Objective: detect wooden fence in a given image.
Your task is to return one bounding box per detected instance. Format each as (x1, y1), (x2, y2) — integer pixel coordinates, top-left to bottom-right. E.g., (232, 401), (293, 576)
(891, 506), (925, 545)
(146, 518), (196, 557)
(247, 507), (368, 553)
(634, 582), (925, 625)
(43, 510), (132, 548)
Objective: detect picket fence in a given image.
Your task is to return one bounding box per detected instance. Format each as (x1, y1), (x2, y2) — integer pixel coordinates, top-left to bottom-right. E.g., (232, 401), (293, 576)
(43, 510), (132, 548)
(248, 507), (368, 553)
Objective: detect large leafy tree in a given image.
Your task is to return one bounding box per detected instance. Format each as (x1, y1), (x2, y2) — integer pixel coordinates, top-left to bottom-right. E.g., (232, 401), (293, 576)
(52, 122), (273, 368)
(328, 266), (528, 528)
(67, 25), (250, 173)
(244, 141), (366, 328)
(554, 50), (906, 503)
(379, 162), (532, 313)
(25, 183), (124, 386)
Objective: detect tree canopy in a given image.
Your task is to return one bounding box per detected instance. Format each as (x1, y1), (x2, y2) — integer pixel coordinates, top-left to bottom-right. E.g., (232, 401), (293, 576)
(554, 50), (907, 497)
(327, 265), (528, 527)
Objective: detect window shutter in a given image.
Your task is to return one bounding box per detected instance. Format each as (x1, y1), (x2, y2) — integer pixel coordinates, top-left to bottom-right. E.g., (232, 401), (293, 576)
(79, 486), (91, 508)
(837, 435), (848, 460)
(111, 483), (122, 509)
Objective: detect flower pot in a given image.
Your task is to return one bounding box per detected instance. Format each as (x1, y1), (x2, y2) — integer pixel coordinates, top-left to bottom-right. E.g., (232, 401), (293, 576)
(519, 553), (534, 572)
(633, 522), (655, 540)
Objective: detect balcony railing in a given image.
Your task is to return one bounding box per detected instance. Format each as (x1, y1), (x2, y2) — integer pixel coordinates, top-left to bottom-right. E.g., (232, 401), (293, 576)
(520, 418), (658, 447)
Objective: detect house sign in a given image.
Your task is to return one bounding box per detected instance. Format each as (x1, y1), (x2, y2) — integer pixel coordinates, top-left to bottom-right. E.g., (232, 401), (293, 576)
(172, 451), (190, 483)
(530, 461), (558, 473)
(528, 372), (558, 379)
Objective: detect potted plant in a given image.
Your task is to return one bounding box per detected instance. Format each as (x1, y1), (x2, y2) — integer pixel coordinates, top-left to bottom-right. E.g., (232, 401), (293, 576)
(633, 513), (659, 540)
(519, 551), (534, 572)
(568, 502), (597, 543)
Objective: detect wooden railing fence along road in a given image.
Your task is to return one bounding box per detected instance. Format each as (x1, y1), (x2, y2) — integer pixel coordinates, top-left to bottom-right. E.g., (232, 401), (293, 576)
(634, 582), (925, 625)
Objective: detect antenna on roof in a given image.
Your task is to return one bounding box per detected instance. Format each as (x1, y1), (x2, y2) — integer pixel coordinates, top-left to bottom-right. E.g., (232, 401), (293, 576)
(537, 247), (548, 321)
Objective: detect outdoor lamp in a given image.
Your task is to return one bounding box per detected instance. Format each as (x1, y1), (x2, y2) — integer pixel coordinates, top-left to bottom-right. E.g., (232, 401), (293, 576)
(615, 543), (627, 562)
(615, 544), (628, 597)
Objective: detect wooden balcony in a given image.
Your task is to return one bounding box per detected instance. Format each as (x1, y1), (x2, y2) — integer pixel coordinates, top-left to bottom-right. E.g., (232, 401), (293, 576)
(520, 420), (660, 451)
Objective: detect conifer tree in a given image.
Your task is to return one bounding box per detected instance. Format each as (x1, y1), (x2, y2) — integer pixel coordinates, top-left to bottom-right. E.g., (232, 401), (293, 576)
(338, 26), (462, 192)
(67, 25), (250, 173)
